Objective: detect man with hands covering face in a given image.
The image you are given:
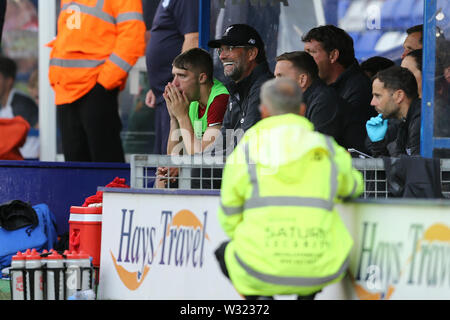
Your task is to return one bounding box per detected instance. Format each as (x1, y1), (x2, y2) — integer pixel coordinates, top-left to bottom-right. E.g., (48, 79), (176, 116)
(155, 48), (229, 188)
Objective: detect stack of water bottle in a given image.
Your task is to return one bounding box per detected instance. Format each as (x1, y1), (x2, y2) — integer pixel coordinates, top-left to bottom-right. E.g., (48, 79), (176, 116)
(9, 249), (97, 300)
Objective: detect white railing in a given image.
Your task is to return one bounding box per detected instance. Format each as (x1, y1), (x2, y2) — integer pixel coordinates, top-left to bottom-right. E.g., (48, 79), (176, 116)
(130, 154), (450, 198)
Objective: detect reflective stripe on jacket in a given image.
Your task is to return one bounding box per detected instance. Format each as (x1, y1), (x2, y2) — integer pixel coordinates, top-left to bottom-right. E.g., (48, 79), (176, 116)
(218, 113), (364, 296)
(48, 0), (146, 105)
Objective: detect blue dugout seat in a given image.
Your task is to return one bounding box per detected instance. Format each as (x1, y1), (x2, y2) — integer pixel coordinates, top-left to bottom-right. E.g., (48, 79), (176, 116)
(337, 0), (351, 20)
(396, 0), (417, 29)
(354, 30), (382, 53)
(381, 0), (398, 29)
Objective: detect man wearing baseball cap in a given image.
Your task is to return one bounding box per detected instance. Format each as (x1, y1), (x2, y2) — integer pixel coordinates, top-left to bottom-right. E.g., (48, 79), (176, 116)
(208, 24), (273, 155)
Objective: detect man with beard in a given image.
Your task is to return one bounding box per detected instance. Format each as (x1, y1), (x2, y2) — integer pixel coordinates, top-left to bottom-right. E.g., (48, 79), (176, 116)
(366, 66), (421, 157)
(208, 24), (273, 155)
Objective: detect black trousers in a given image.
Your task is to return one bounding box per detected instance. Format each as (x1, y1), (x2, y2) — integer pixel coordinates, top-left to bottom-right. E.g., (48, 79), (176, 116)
(214, 241), (231, 280)
(57, 83), (125, 162)
(214, 241), (319, 300)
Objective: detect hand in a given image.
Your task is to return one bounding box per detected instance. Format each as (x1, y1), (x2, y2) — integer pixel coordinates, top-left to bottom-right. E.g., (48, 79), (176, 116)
(154, 176), (167, 189)
(155, 167), (169, 189)
(163, 84), (175, 119)
(155, 166), (180, 188)
(163, 83), (190, 120)
(366, 114), (388, 142)
(145, 89), (156, 108)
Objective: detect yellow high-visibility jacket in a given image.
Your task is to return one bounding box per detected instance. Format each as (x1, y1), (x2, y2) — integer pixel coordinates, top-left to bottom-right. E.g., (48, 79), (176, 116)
(48, 0), (146, 105)
(218, 113), (363, 296)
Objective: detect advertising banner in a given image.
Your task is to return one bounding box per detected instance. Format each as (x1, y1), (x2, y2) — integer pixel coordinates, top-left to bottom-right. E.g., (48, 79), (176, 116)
(345, 202), (450, 300)
(98, 190), (450, 300)
(98, 191), (242, 300)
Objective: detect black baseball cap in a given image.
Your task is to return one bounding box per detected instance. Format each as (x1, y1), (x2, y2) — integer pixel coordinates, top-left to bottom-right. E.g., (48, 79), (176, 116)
(208, 24), (265, 59)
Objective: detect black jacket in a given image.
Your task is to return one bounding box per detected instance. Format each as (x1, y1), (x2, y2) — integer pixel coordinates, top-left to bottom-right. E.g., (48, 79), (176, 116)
(193, 61), (273, 189)
(330, 61), (377, 154)
(11, 91), (39, 128)
(219, 61), (273, 152)
(370, 98), (421, 157)
(303, 79), (342, 142)
(383, 155), (443, 199)
(0, 0), (5, 45)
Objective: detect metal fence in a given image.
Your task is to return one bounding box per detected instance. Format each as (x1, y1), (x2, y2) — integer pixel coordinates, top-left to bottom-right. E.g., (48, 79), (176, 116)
(130, 154), (450, 199)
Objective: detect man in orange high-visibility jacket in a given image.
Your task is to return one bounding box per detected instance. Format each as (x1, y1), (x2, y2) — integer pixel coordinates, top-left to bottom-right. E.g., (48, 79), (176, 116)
(48, 0), (146, 162)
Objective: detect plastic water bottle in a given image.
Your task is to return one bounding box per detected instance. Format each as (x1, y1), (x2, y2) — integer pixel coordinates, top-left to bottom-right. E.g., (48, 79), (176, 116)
(10, 251), (26, 300)
(40, 250), (49, 299)
(25, 249), (43, 300)
(64, 251), (80, 299)
(77, 251), (93, 291)
(46, 251), (65, 300)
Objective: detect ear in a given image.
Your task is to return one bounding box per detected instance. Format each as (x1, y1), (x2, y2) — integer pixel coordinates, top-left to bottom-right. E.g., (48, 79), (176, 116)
(329, 49), (340, 64)
(297, 73), (308, 89)
(393, 89), (406, 104)
(198, 72), (208, 84)
(247, 47), (259, 62)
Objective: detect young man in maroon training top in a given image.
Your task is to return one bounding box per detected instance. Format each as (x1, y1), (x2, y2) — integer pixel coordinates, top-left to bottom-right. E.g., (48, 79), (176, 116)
(155, 48), (229, 188)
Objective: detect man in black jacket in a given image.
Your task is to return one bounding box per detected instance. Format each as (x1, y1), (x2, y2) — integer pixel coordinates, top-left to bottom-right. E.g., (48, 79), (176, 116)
(302, 25), (377, 154)
(274, 51), (343, 143)
(208, 24), (273, 155)
(190, 24), (272, 189)
(366, 66), (421, 157)
(401, 24), (423, 60)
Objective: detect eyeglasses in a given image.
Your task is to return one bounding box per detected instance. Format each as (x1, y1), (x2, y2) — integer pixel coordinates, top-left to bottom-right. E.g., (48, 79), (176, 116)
(216, 45), (251, 56)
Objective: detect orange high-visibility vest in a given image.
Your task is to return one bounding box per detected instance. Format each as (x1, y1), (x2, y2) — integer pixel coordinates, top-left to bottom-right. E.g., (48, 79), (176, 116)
(48, 0), (146, 105)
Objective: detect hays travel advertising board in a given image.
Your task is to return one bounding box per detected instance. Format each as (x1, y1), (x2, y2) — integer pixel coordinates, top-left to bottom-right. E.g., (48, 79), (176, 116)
(343, 201), (450, 300)
(97, 190), (242, 300)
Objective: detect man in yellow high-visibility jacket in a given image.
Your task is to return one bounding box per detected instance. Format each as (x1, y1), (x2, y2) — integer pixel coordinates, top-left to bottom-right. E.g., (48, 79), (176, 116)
(215, 77), (363, 300)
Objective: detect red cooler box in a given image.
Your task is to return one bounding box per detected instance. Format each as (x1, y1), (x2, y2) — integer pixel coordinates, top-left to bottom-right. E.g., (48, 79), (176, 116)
(69, 206), (102, 267)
